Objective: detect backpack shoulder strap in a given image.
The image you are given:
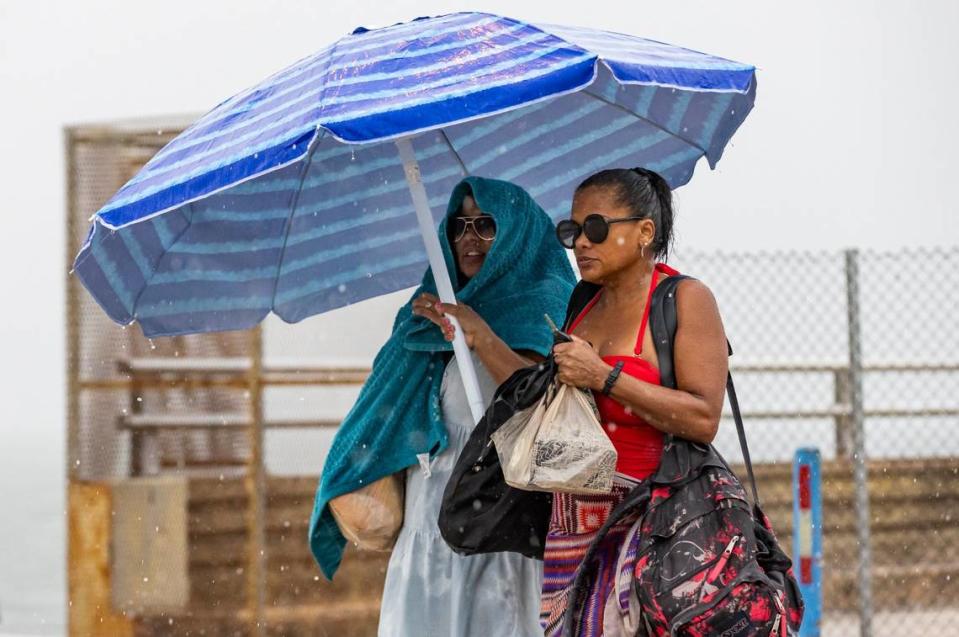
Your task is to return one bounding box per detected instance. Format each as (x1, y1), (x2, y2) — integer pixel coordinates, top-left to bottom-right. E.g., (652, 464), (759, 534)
(648, 274), (691, 391)
(648, 274), (761, 505)
(562, 280), (601, 331)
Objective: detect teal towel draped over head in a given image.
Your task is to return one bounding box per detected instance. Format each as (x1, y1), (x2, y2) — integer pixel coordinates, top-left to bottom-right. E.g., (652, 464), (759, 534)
(309, 176), (575, 579)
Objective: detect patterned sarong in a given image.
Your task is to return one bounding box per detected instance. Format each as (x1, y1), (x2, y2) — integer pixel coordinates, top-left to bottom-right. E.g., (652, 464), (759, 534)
(539, 475), (644, 637)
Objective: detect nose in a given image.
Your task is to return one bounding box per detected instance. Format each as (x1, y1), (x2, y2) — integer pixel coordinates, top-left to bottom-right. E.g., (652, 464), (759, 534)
(574, 231), (592, 251)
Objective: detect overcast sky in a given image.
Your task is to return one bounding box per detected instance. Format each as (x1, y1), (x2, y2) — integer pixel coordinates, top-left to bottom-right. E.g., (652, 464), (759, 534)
(1, 1), (957, 632)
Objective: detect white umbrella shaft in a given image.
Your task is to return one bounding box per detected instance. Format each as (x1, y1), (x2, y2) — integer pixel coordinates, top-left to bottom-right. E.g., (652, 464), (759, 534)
(396, 137), (485, 425)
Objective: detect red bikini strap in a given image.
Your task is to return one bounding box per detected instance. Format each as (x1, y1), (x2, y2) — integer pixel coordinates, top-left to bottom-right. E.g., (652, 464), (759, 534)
(635, 264), (673, 355)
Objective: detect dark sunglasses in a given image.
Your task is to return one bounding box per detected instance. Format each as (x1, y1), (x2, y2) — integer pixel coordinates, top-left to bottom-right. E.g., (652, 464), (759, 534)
(453, 215), (496, 242)
(555, 214), (645, 249)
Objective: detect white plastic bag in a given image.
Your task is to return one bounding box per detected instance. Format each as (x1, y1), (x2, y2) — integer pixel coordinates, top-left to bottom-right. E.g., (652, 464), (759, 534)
(492, 381), (617, 495)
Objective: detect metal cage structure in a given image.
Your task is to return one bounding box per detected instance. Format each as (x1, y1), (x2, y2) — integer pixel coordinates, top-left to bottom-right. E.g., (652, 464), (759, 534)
(66, 118), (959, 637)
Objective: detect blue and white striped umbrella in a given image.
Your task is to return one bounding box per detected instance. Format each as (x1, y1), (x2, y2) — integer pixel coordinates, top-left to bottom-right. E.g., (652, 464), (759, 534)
(74, 12), (756, 340)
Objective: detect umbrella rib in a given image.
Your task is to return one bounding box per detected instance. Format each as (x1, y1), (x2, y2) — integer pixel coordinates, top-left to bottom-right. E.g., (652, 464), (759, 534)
(583, 88), (707, 157)
(269, 32), (342, 314)
(129, 202), (196, 322)
(269, 129), (326, 311)
(439, 129), (469, 177)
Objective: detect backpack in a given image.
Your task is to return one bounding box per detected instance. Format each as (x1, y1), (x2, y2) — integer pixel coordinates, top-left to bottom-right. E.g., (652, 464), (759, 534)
(561, 275), (804, 637)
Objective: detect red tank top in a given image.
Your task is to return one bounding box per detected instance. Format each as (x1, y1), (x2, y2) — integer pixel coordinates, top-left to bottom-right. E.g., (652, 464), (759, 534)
(567, 263), (679, 480)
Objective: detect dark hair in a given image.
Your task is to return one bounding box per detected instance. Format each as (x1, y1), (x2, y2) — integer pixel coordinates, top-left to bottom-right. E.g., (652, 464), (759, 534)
(575, 167), (674, 261)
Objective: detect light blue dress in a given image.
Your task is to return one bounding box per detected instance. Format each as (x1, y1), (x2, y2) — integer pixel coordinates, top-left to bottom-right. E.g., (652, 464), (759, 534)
(377, 352), (544, 637)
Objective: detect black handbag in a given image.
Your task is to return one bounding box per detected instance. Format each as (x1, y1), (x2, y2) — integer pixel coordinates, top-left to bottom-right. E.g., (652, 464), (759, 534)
(438, 284), (600, 558)
(438, 353), (556, 558)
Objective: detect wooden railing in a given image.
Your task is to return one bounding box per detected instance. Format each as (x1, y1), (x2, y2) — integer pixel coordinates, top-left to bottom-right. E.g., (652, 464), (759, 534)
(111, 357), (959, 473)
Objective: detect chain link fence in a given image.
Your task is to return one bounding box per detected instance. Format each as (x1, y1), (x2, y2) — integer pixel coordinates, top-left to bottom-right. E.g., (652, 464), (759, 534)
(66, 120), (957, 636)
(671, 247), (959, 636)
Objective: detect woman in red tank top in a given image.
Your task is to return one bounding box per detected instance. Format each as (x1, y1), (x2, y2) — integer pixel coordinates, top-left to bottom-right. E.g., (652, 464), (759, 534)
(539, 168), (730, 637)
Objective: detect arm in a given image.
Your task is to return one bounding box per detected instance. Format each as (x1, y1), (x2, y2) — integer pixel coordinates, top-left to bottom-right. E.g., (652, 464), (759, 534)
(411, 293), (545, 385)
(467, 328), (544, 386)
(553, 280), (728, 445)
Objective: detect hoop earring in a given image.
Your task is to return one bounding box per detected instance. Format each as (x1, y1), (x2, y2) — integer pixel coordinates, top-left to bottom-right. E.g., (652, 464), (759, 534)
(641, 244), (647, 259)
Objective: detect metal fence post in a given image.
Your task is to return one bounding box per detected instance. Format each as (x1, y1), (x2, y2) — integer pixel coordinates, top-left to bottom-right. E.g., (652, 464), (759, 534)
(65, 128), (81, 483)
(833, 368), (853, 459)
(845, 249), (873, 637)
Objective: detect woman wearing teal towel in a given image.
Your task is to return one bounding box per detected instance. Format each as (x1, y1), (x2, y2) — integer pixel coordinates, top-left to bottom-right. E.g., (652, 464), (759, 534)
(309, 176), (575, 637)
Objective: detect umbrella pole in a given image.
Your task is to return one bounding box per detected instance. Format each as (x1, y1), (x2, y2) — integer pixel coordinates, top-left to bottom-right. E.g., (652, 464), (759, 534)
(395, 137), (486, 425)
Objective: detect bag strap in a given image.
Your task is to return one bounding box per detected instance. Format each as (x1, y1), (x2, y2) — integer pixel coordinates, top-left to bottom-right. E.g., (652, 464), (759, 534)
(650, 275), (761, 506)
(726, 372), (760, 505)
(562, 280), (601, 331)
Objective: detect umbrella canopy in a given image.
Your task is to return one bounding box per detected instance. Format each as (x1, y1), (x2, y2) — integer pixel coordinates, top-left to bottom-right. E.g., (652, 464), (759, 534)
(74, 11), (756, 338)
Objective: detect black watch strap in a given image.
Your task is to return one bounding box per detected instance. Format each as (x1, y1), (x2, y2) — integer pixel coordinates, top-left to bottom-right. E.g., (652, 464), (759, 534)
(602, 361), (625, 396)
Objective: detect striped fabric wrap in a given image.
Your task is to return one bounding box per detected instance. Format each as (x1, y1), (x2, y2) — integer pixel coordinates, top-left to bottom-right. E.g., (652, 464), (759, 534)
(74, 12), (756, 337)
(540, 476), (645, 637)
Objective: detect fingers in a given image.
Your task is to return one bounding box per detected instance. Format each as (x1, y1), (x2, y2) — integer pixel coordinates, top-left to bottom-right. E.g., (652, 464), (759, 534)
(412, 294), (445, 324)
(553, 342), (573, 355)
(436, 302), (459, 316)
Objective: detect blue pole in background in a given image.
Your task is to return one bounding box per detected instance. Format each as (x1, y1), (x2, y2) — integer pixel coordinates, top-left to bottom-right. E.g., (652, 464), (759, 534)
(793, 447), (823, 636)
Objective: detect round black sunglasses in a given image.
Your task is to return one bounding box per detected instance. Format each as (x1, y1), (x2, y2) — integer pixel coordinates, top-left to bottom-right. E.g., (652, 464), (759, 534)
(555, 214), (644, 249)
